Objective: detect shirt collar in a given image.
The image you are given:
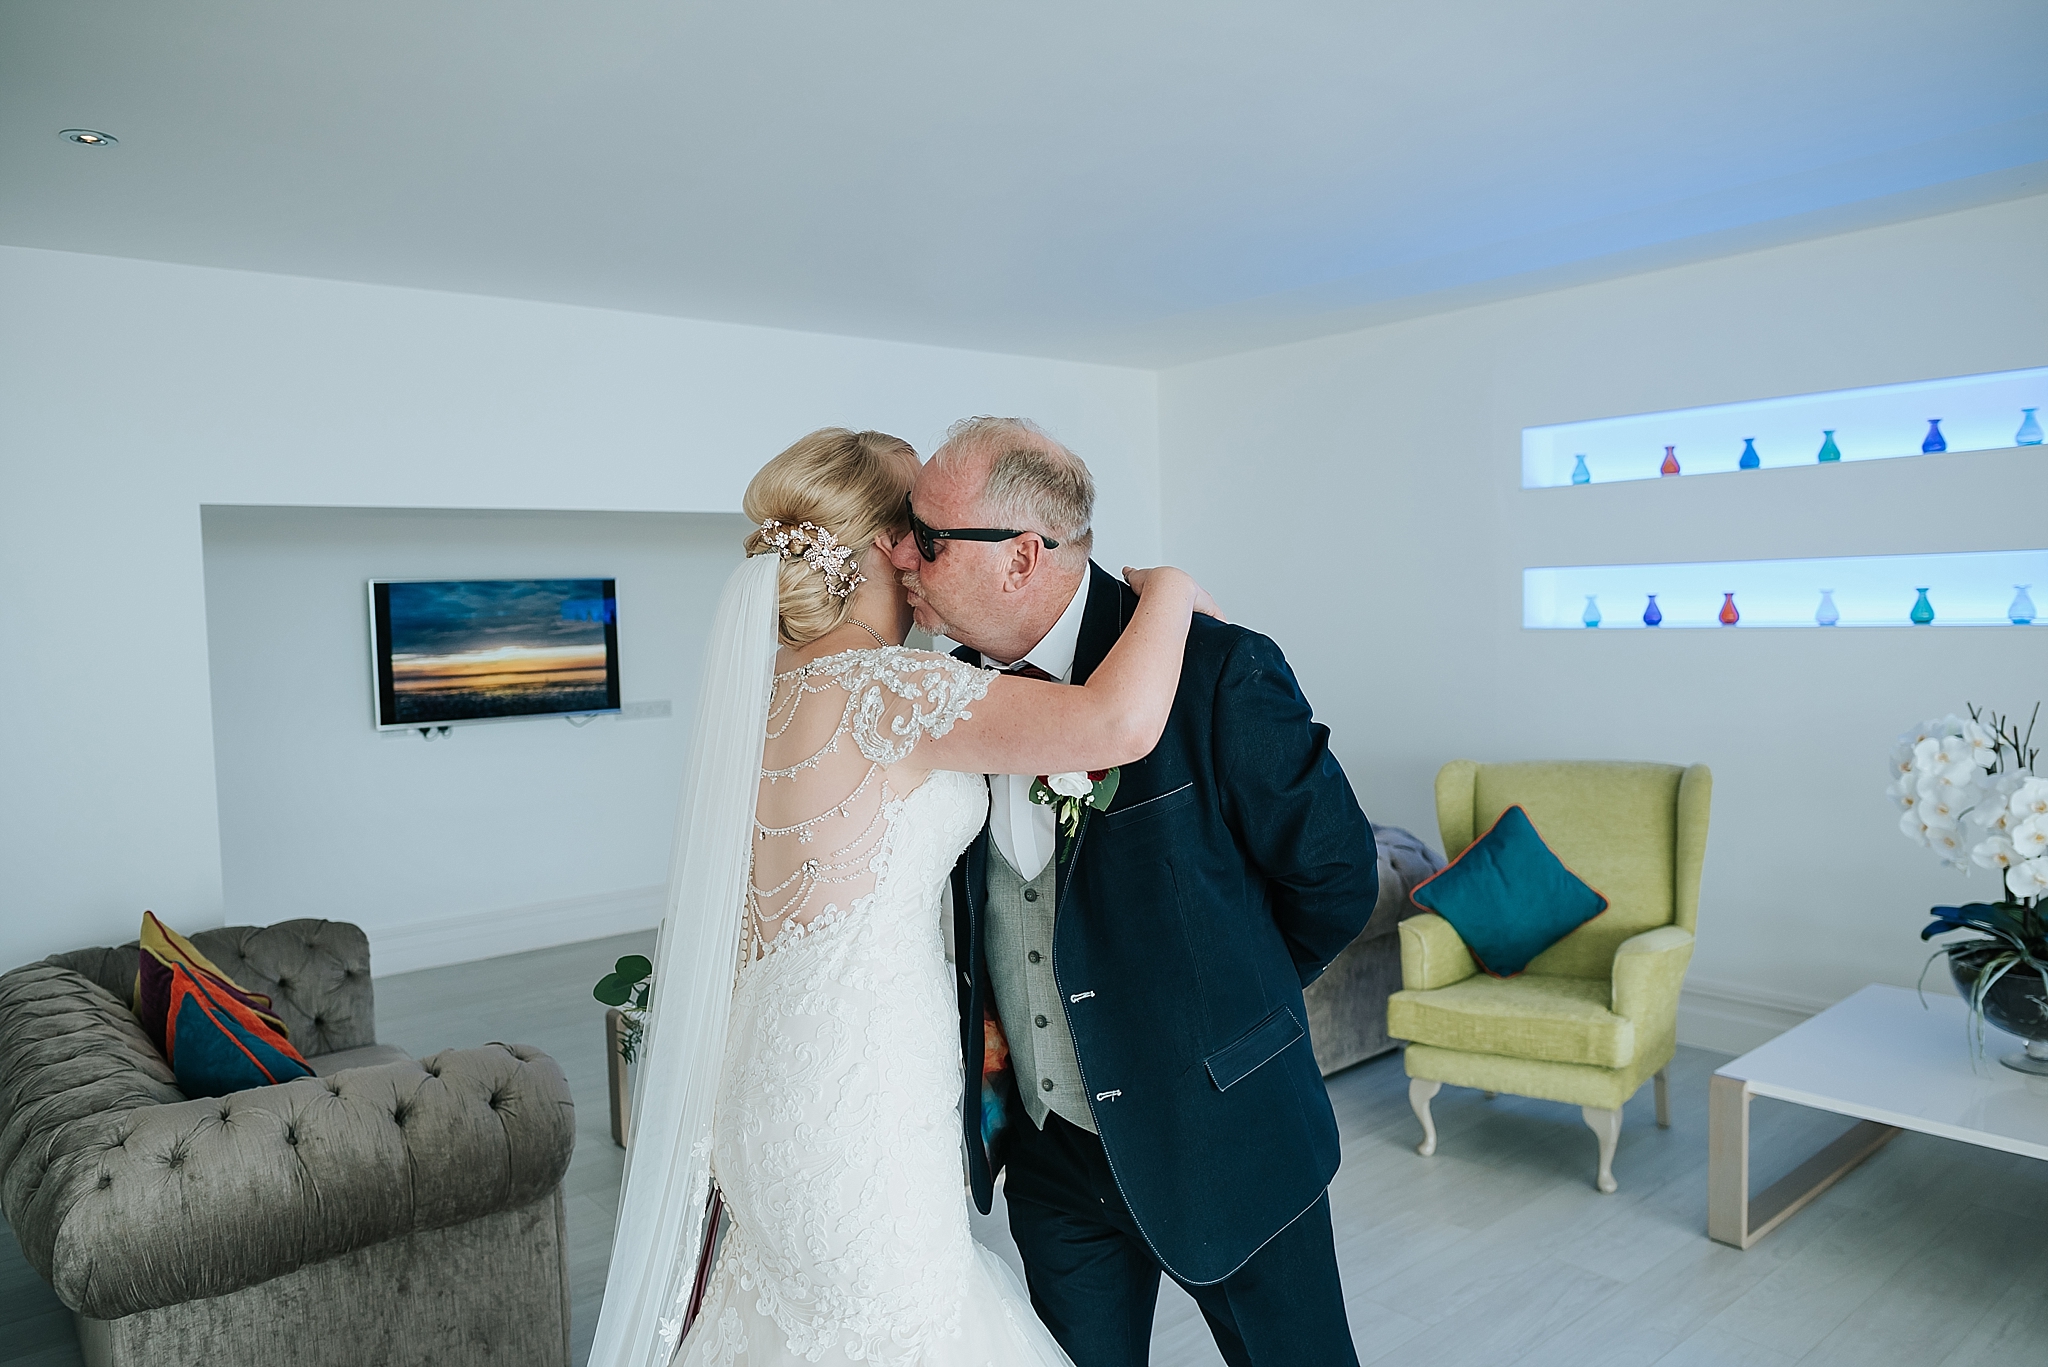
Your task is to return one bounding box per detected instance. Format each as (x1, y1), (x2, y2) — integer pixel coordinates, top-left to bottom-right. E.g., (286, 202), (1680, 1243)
(993, 573), (1090, 682)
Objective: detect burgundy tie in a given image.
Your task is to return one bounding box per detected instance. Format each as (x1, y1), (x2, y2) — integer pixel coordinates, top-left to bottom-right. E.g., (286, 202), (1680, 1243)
(1006, 662), (1058, 684)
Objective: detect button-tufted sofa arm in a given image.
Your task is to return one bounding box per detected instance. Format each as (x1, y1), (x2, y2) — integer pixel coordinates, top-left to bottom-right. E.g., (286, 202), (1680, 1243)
(0, 962), (576, 1322)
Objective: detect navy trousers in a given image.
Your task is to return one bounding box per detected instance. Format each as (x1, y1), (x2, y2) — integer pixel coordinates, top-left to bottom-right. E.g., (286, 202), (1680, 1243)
(1002, 1113), (1360, 1367)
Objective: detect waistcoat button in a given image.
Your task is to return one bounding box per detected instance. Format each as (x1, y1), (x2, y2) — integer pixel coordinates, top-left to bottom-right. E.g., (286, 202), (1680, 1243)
(1023, 888), (1039, 902)
(1034, 1014), (1048, 1028)
(1028, 950), (1042, 963)
(1041, 1078), (1054, 1091)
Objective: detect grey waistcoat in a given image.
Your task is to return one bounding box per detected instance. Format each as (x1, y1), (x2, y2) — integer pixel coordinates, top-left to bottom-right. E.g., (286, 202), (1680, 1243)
(984, 843), (1096, 1134)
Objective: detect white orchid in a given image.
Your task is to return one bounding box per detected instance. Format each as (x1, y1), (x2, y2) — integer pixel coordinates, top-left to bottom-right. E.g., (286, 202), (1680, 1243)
(1914, 790), (1966, 829)
(2007, 857), (2048, 901)
(1912, 734), (1979, 778)
(1927, 824), (1970, 862)
(2011, 814), (2048, 862)
(1884, 774), (1921, 812)
(2009, 776), (2048, 823)
(1899, 807), (1932, 847)
(1960, 718), (2001, 766)
(1972, 837), (2019, 873)
(1915, 764), (1980, 808)
(1887, 742), (1919, 781)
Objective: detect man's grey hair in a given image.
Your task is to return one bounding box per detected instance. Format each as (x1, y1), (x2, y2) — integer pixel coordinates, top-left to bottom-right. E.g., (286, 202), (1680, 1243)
(930, 416), (1095, 557)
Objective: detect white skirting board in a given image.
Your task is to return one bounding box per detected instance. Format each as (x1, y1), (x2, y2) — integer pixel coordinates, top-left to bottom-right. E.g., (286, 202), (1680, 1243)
(1677, 977), (1836, 1056)
(368, 884), (664, 978)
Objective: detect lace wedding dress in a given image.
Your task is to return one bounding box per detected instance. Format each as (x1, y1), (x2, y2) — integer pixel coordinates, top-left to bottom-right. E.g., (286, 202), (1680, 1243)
(675, 646), (1074, 1367)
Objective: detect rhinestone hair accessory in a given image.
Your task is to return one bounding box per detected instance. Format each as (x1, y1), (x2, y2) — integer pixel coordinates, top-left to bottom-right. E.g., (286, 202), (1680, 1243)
(758, 519), (866, 599)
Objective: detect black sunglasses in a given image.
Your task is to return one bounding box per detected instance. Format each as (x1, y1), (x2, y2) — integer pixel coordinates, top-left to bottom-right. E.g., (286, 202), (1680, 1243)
(904, 494), (1059, 563)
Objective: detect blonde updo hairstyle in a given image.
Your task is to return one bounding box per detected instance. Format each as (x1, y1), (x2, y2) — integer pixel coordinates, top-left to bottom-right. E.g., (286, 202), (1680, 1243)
(743, 427), (917, 648)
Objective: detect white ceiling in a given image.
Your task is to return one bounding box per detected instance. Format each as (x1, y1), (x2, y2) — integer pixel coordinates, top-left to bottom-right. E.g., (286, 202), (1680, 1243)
(4, 2), (2044, 365)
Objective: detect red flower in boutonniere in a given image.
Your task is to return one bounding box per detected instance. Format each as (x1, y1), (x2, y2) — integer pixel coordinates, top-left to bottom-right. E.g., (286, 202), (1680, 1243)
(1029, 767), (1122, 837)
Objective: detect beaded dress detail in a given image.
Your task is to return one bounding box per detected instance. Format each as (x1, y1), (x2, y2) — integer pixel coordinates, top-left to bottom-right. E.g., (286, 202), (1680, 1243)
(677, 646), (1073, 1367)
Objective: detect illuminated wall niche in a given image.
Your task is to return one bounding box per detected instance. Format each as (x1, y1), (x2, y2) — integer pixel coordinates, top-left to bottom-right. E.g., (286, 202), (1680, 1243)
(1526, 550), (2047, 630)
(1523, 366), (2046, 489)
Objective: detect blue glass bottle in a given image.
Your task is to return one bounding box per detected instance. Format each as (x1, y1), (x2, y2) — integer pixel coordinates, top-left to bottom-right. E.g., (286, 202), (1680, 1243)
(1817, 430), (1841, 462)
(1739, 438), (1760, 470)
(1571, 454), (1591, 485)
(2012, 586), (2036, 626)
(2019, 409), (2044, 446)
(1815, 590), (1839, 627)
(1910, 588), (1935, 625)
(1642, 594), (1662, 627)
(1922, 420), (1946, 454)
(1583, 595), (1601, 628)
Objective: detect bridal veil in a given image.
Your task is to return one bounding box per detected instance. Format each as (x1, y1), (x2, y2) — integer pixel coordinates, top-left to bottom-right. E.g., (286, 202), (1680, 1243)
(589, 552), (780, 1367)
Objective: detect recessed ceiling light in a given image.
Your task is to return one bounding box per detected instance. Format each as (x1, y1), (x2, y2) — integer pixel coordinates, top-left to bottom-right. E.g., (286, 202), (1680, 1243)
(59, 129), (117, 147)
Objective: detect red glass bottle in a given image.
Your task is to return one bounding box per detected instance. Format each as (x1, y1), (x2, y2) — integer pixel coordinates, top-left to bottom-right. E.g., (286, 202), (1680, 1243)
(1660, 445), (1680, 477)
(1719, 593), (1740, 626)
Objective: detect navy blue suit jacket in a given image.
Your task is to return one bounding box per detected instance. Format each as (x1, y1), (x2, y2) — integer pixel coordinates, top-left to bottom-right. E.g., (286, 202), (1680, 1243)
(951, 563), (1377, 1286)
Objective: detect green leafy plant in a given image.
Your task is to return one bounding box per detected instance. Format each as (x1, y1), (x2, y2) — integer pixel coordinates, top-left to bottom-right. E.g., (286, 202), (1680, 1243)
(594, 954), (653, 1063)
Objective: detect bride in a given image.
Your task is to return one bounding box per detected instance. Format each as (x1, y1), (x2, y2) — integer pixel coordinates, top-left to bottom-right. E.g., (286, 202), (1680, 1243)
(590, 428), (1214, 1367)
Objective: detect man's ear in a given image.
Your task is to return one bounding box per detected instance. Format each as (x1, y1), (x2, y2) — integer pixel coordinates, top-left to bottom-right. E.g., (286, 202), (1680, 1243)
(1001, 536), (1042, 591)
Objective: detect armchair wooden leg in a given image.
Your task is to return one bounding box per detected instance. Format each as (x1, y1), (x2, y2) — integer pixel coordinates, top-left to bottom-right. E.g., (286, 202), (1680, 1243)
(1410, 1078), (1442, 1157)
(1582, 1106), (1622, 1193)
(1654, 1067), (1671, 1129)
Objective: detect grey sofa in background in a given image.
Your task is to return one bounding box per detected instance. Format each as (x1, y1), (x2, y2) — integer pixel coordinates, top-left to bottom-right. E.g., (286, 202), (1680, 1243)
(0, 920), (577, 1367)
(1303, 823), (1445, 1075)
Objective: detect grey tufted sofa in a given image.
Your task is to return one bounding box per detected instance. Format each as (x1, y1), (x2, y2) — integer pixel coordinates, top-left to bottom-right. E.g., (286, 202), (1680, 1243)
(0, 920), (577, 1367)
(1302, 823), (1445, 1074)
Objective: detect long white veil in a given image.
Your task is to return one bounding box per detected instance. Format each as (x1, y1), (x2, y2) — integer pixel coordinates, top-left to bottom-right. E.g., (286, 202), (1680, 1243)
(589, 552), (780, 1367)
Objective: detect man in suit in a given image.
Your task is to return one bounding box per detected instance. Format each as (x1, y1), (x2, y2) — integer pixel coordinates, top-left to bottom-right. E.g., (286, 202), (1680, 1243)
(886, 417), (1379, 1367)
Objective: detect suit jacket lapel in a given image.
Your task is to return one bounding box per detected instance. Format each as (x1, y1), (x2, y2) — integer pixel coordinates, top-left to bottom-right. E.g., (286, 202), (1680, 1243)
(1069, 560), (1133, 686)
(1056, 564), (1130, 905)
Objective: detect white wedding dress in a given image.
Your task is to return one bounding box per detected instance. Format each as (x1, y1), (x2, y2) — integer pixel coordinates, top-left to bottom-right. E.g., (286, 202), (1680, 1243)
(674, 645), (1073, 1367)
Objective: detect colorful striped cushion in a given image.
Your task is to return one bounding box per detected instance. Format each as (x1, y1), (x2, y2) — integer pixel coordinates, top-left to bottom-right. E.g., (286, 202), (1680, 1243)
(158, 958), (312, 1096)
(131, 911), (310, 1096)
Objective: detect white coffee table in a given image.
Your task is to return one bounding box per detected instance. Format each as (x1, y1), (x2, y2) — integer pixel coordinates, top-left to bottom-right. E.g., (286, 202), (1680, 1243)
(1707, 982), (2048, 1249)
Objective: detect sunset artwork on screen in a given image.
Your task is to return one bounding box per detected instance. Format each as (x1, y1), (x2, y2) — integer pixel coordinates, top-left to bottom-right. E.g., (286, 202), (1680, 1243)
(368, 578), (620, 728)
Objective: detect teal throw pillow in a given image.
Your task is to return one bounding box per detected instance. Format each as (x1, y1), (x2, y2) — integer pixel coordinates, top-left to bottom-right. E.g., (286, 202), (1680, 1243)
(1409, 805), (1607, 978)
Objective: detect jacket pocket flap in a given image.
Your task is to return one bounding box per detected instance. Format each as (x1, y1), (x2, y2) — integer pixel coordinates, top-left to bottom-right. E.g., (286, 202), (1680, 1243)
(1204, 1006), (1304, 1092)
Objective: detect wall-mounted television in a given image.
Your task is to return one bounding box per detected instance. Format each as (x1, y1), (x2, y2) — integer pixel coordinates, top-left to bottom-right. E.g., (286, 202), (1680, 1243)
(368, 578), (620, 729)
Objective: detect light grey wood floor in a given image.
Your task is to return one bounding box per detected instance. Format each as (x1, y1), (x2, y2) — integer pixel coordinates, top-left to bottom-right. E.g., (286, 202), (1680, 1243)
(7, 932), (2045, 1365)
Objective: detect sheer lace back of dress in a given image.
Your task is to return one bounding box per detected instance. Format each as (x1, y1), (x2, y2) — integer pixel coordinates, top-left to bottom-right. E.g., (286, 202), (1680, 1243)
(750, 647), (992, 961)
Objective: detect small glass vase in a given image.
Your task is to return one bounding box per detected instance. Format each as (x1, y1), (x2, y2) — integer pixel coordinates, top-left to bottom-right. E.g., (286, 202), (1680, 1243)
(1719, 593), (1739, 626)
(2019, 409), (2044, 446)
(1817, 429), (1841, 463)
(1910, 588), (1935, 625)
(1570, 454), (1591, 484)
(1738, 437), (1760, 470)
(1659, 445), (1680, 477)
(2011, 585), (2036, 625)
(1642, 594), (1663, 627)
(1922, 419), (1946, 453)
(1582, 595), (1602, 628)
(1815, 590), (1839, 626)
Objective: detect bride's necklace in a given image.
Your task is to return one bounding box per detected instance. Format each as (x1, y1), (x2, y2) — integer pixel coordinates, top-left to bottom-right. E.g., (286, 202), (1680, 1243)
(846, 617), (890, 649)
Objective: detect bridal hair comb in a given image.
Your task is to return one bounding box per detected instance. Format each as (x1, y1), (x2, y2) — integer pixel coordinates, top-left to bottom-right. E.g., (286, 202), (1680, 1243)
(758, 519), (865, 599)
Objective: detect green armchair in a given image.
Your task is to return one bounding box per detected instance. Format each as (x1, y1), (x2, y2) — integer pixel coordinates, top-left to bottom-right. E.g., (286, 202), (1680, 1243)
(1387, 760), (1711, 1193)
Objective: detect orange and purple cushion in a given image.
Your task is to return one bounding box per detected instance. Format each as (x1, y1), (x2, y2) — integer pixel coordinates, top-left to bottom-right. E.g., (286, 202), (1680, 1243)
(132, 910), (288, 1056)
(1408, 804), (1608, 978)
(157, 957), (312, 1097)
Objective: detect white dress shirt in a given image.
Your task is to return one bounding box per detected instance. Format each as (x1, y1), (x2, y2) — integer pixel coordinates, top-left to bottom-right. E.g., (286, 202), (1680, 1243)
(984, 575), (1092, 881)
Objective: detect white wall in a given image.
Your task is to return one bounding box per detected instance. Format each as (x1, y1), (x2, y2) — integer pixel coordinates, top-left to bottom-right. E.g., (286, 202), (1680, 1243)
(0, 245), (1158, 971)
(1159, 194), (2048, 1051)
(201, 506), (748, 972)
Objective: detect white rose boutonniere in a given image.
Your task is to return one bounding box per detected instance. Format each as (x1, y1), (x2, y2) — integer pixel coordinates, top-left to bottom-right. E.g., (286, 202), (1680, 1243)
(1029, 768), (1122, 837)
